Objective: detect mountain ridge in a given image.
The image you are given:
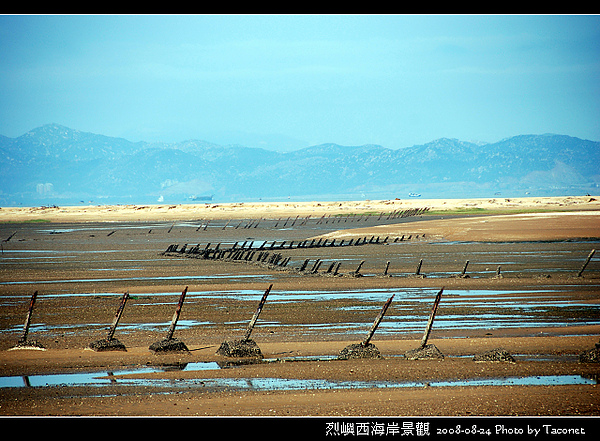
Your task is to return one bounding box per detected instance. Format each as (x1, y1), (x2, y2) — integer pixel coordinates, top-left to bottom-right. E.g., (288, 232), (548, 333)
(1, 124), (598, 206)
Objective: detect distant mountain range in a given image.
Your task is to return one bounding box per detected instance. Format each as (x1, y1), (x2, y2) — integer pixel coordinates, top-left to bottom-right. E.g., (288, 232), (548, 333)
(1, 124), (598, 206)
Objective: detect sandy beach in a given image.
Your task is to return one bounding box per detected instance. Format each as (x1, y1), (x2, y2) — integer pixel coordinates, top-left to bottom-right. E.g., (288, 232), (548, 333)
(1, 195), (599, 419)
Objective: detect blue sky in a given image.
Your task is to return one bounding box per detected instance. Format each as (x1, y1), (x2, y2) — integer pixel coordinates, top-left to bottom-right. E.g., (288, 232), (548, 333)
(1, 14), (599, 151)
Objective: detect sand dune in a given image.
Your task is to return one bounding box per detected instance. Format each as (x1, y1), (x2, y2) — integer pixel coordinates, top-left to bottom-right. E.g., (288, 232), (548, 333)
(317, 210), (600, 242)
(1, 195), (598, 223)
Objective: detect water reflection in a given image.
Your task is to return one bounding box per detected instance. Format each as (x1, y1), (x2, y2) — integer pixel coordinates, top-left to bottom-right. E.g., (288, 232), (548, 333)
(1, 368), (596, 391)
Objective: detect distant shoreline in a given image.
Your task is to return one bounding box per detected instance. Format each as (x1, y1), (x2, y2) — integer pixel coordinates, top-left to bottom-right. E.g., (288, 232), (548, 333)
(1, 195), (598, 224)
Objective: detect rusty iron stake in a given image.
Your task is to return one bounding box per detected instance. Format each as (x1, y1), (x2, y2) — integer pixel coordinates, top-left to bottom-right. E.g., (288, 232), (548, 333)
(334, 262), (341, 275)
(355, 260), (365, 274)
(311, 259), (322, 273)
(312, 260), (323, 274)
(106, 291), (129, 341)
(243, 284), (273, 342)
(577, 249), (596, 277)
(20, 291), (38, 344)
(383, 261), (391, 276)
(362, 294), (395, 347)
(420, 287), (444, 349)
(415, 259), (423, 275)
(165, 287), (188, 340)
(299, 259), (309, 272)
(460, 260), (470, 276)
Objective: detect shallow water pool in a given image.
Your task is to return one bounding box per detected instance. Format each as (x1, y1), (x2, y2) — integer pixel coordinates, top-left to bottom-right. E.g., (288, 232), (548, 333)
(0, 368), (596, 391)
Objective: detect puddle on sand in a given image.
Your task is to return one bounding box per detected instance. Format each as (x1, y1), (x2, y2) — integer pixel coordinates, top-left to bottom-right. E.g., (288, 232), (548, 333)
(0, 362), (222, 388)
(0, 368), (596, 391)
(0, 352), (597, 391)
(194, 375), (599, 392)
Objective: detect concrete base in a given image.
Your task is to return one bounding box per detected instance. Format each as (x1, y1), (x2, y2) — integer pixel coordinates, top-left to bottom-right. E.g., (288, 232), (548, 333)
(88, 338), (127, 352)
(473, 347), (516, 363)
(338, 343), (382, 360)
(149, 338), (189, 353)
(9, 340), (45, 351)
(404, 344), (444, 360)
(579, 346), (600, 363)
(216, 339), (263, 358)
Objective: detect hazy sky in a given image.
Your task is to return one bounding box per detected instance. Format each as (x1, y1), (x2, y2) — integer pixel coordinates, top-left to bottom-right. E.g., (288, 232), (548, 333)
(1, 14), (599, 151)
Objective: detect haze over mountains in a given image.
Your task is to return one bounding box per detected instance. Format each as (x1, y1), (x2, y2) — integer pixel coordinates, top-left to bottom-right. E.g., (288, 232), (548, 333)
(1, 124), (598, 206)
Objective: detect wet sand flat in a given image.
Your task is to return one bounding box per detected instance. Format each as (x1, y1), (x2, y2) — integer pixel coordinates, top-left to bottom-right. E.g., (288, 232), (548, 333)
(0, 196), (599, 417)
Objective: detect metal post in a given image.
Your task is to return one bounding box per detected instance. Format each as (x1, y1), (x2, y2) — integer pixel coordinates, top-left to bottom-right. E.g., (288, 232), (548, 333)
(106, 291), (129, 341)
(362, 295), (394, 347)
(243, 284), (273, 341)
(420, 287), (444, 349)
(165, 286), (188, 341)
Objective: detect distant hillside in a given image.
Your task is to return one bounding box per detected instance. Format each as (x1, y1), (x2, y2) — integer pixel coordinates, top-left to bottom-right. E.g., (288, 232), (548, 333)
(1, 124), (598, 206)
